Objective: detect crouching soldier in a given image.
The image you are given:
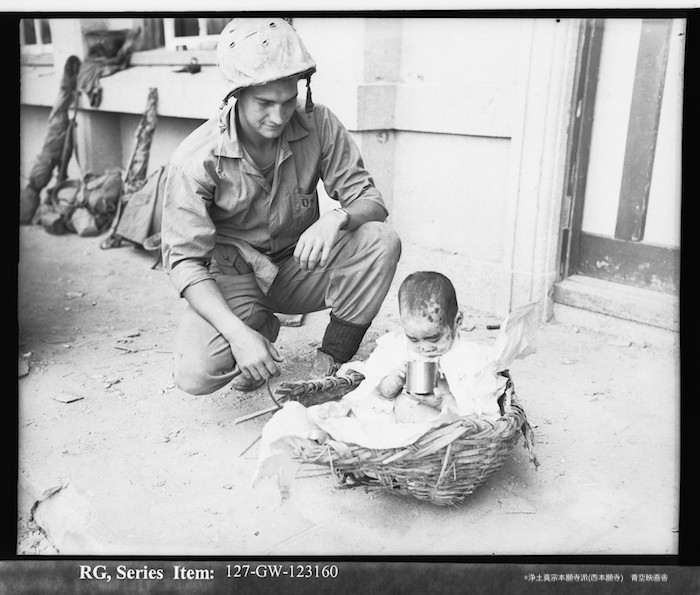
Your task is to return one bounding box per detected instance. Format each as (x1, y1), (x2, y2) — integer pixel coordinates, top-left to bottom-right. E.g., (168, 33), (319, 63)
(161, 17), (401, 395)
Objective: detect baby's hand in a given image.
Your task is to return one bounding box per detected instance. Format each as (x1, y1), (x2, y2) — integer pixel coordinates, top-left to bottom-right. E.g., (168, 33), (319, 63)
(410, 376), (449, 409)
(412, 392), (443, 409)
(377, 369), (406, 399)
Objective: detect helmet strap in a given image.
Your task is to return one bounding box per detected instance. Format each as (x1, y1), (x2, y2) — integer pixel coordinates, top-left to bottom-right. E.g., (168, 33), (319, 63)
(221, 89), (237, 108)
(216, 92), (237, 180)
(305, 76), (314, 113)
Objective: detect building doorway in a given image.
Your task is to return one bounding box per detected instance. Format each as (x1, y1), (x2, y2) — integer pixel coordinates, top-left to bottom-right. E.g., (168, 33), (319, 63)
(560, 18), (683, 296)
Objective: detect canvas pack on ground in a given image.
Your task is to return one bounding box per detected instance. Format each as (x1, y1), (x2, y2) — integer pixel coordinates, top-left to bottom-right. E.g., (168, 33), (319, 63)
(113, 165), (165, 247)
(97, 165), (165, 268)
(32, 169), (123, 236)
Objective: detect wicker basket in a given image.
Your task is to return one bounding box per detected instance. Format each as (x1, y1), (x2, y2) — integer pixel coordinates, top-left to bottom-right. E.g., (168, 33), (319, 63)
(273, 371), (538, 506)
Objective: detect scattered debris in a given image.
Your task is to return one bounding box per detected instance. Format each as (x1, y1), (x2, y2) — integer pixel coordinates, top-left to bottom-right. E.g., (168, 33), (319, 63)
(234, 405), (280, 425)
(162, 429), (182, 443)
(17, 522), (57, 555)
(114, 343), (147, 354)
(52, 393), (84, 404)
(103, 378), (121, 389)
(561, 358), (576, 365)
(498, 492), (537, 514)
(65, 291), (85, 299)
(239, 434), (262, 458)
(607, 338), (631, 347)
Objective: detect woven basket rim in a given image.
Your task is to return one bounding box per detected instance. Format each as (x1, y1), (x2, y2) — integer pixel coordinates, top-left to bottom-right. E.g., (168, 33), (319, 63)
(294, 388), (525, 464)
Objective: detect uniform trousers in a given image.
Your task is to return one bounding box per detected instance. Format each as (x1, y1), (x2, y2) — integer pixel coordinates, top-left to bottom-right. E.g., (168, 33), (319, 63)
(173, 221), (401, 395)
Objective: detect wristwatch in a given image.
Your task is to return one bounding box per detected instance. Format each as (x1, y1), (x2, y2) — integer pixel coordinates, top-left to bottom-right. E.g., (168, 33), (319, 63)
(333, 207), (351, 230)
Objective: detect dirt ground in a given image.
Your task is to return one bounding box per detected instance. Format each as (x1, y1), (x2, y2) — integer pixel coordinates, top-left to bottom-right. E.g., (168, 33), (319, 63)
(17, 224), (681, 558)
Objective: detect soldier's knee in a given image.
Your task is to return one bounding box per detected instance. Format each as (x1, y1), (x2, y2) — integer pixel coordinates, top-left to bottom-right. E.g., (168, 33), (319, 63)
(359, 221), (402, 264)
(380, 225), (402, 263)
(173, 352), (229, 396)
(174, 365), (210, 396)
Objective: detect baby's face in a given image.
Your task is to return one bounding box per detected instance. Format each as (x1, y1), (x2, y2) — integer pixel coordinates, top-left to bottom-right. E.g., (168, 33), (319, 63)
(401, 314), (457, 358)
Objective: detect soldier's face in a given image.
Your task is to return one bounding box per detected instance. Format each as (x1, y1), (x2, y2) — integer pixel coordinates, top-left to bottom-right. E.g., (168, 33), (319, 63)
(236, 78), (299, 142)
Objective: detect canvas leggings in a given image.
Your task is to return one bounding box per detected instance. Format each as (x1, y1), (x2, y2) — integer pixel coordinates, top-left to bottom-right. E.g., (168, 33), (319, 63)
(173, 221), (401, 395)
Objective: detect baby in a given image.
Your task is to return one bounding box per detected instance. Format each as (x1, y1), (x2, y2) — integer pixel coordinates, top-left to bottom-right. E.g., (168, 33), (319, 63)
(345, 271), (504, 423)
(376, 271), (461, 421)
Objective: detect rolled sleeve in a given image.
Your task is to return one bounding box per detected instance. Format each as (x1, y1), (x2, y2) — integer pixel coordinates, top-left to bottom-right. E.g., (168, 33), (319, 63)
(161, 163), (217, 296)
(316, 106), (388, 216)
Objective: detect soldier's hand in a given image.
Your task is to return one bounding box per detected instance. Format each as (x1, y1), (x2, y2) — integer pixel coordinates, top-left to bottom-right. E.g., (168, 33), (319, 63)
(227, 326), (283, 382)
(294, 210), (346, 271)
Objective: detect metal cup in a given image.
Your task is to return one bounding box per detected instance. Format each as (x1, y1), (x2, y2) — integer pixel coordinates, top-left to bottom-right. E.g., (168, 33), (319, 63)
(405, 360), (439, 395)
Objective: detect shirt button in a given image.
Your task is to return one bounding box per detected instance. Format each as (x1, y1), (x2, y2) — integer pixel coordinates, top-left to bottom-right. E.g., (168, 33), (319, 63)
(222, 253), (229, 261)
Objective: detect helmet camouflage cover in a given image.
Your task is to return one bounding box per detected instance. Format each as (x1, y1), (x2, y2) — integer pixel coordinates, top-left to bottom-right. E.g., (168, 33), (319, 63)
(217, 17), (317, 96)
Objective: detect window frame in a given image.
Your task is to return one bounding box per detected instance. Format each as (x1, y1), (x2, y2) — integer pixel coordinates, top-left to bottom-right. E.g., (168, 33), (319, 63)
(162, 17), (222, 51)
(19, 18), (53, 56)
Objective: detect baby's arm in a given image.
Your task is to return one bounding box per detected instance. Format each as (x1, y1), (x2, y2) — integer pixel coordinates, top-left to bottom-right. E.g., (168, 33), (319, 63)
(437, 380), (458, 414)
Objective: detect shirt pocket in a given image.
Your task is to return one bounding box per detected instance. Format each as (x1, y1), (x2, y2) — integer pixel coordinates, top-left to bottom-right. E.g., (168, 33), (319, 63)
(210, 244), (252, 276)
(290, 189), (319, 234)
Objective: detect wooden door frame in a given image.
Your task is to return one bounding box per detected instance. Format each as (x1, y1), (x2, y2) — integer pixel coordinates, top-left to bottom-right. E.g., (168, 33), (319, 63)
(559, 18), (680, 295)
(559, 18), (604, 282)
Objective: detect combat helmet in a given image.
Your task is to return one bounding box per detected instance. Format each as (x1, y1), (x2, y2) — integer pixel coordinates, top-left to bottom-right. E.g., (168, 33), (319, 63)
(217, 17), (316, 109)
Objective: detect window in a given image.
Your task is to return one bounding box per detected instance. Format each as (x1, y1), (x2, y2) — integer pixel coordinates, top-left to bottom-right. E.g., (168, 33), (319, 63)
(162, 18), (230, 50)
(19, 18), (53, 55)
